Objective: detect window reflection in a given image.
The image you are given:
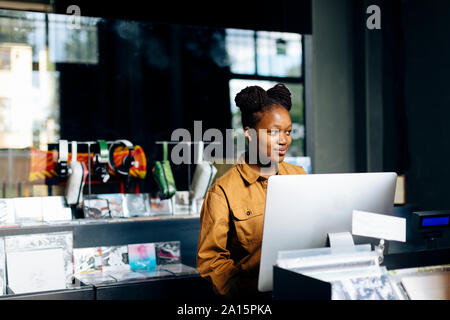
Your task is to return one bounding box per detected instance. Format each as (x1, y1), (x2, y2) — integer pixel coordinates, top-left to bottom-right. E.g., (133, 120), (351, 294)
(256, 31), (302, 78)
(226, 29), (304, 156)
(0, 10), (100, 151)
(225, 28), (302, 78)
(225, 28), (255, 75)
(48, 14), (99, 64)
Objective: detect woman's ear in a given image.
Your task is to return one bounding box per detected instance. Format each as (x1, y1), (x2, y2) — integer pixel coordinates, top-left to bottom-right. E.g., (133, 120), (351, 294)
(244, 126), (252, 142)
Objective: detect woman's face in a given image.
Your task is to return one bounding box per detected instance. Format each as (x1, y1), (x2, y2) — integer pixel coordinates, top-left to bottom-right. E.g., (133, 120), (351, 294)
(245, 105), (292, 165)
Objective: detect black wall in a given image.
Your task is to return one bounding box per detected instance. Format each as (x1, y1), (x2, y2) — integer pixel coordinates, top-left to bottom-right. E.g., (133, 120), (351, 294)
(361, 0), (450, 210)
(52, 0), (312, 34)
(400, 0), (450, 210)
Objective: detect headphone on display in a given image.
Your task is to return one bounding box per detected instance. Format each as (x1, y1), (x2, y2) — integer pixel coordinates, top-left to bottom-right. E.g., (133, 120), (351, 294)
(93, 139), (110, 183)
(56, 140), (69, 179)
(108, 139), (137, 176)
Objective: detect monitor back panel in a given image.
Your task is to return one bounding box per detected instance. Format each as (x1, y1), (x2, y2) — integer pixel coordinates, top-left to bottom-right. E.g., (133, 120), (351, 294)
(258, 172), (397, 292)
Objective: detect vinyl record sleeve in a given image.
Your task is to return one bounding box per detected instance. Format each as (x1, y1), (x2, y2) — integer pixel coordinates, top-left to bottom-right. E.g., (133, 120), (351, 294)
(7, 247), (66, 294)
(123, 194), (150, 217)
(101, 246), (129, 272)
(4, 231), (74, 285)
(173, 191), (191, 215)
(12, 197), (43, 224)
(97, 194), (125, 218)
(73, 247), (103, 274)
(332, 273), (400, 300)
(155, 241), (181, 265)
(149, 196), (173, 216)
(83, 197), (111, 219)
(128, 243), (156, 271)
(41, 196), (72, 222)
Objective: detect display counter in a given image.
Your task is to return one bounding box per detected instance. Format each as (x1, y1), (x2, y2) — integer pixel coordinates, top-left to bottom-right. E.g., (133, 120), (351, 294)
(2, 206), (449, 300)
(0, 215), (221, 300)
(90, 272), (215, 301)
(0, 285), (95, 300)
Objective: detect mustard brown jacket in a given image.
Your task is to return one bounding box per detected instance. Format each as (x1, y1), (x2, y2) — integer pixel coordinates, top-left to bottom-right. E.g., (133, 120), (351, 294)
(196, 160), (307, 298)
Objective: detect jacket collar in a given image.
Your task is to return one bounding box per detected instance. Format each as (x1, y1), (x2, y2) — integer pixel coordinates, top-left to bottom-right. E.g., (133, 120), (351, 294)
(236, 157), (289, 185)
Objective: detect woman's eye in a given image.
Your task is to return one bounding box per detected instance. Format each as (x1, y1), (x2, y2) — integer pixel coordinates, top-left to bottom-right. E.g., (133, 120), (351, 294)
(269, 130), (279, 136)
(286, 131), (291, 136)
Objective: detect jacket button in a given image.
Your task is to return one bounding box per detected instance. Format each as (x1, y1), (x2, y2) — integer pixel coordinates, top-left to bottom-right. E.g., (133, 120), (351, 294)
(246, 210), (251, 216)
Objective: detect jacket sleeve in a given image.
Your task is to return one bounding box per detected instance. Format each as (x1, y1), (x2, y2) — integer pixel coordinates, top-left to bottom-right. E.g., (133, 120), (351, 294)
(196, 185), (240, 297)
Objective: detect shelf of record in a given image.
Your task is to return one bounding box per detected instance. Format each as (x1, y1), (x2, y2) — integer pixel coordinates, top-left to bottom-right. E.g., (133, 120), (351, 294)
(0, 192), (203, 229)
(0, 230), (199, 297)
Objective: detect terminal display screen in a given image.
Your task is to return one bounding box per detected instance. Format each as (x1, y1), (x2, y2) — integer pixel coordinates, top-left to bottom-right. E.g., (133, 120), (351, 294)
(421, 216), (450, 227)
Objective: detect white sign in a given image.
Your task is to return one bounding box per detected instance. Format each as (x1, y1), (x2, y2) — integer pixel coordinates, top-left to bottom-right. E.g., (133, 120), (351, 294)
(352, 210), (406, 242)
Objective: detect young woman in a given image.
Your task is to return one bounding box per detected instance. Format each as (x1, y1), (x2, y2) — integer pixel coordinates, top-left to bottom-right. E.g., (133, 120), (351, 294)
(196, 84), (307, 299)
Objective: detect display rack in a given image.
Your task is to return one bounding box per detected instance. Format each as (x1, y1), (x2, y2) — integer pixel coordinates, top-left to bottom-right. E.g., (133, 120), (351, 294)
(0, 215), (218, 300)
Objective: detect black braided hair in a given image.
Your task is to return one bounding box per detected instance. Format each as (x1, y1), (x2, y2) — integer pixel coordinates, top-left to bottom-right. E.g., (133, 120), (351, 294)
(234, 83), (292, 128)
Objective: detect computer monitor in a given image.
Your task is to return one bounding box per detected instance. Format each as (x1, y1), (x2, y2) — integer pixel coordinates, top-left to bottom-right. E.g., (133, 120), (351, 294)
(257, 172), (397, 292)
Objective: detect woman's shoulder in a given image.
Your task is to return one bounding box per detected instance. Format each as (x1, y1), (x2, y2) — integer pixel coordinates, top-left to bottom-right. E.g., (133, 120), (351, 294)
(280, 161), (307, 175)
(210, 164), (243, 191)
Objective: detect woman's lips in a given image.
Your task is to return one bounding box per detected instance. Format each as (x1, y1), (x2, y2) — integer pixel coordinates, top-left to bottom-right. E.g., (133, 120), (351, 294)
(277, 148), (287, 156)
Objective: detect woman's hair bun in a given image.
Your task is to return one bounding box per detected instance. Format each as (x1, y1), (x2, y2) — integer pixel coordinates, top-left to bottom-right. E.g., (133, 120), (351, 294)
(267, 83), (292, 110)
(234, 86), (271, 114)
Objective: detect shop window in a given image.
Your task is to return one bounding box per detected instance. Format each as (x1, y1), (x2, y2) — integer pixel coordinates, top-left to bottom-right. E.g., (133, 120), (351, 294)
(48, 14), (99, 64)
(226, 29), (304, 157)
